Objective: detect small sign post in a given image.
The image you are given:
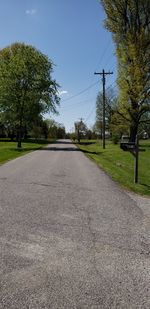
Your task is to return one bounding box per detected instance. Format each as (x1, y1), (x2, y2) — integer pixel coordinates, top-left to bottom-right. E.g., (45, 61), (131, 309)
(120, 135), (145, 183)
(134, 136), (139, 183)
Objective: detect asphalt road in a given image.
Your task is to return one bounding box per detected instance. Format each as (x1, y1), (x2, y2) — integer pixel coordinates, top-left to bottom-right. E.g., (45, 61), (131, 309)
(0, 140), (150, 309)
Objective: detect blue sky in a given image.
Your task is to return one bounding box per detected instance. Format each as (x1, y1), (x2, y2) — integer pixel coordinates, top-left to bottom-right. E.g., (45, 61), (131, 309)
(0, 0), (117, 132)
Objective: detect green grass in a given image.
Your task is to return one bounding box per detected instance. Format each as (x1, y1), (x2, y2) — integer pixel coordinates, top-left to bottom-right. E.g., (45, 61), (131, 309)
(0, 139), (53, 165)
(76, 139), (150, 196)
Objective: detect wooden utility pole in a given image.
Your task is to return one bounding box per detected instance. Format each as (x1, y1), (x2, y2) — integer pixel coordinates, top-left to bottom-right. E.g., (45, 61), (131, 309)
(94, 69), (113, 149)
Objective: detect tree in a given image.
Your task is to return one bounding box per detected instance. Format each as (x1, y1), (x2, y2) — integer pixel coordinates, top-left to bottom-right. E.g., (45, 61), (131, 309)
(74, 120), (88, 142)
(41, 118), (66, 139)
(110, 112), (130, 140)
(56, 123), (66, 139)
(0, 118), (6, 138)
(0, 42), (60, 147)
(101, 0), (150, 142)
(41, 119), (49, 139)
(138, 112), (150, 137)
(95, 87), (117, 137)
(44, 119), (58, 139)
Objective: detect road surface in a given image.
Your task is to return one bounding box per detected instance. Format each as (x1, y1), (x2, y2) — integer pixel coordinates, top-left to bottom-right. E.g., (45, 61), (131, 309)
(0, 140), (150, 308)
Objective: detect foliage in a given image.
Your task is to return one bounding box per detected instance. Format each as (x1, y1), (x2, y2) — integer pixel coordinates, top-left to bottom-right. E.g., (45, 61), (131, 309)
(0, 42), (60, 147)
(101, 0), (150, 142)
(110, 112), (129, 137)
(112, 133), (120, 144)
(44, 119), (66, 139)
(74, 120), (88, 142)
(95, 87), (119, 137)
(31, 125), (43, 140)
(138, 112), (150, 137)
(30, 118), (66, 140)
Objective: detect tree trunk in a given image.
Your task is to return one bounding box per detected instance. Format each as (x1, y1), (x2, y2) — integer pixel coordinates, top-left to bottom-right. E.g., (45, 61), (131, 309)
(17, 129), (22, 148)
(17, 121), (22, 148)
(77, 128), (80, 143)
(129, 124), (138, 143)
(10, 133), (14, 141)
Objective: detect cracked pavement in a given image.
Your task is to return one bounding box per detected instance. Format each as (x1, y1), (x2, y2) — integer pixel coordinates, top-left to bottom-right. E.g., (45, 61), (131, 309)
(0, 140), (150, 308)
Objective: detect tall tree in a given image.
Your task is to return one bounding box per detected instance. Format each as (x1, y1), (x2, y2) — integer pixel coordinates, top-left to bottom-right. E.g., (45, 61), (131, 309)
(0, 42), (60, 147)
(101, 0), (150, 141)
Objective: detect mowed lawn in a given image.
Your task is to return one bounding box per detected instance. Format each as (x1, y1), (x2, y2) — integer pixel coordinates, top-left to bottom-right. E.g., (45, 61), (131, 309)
(77, 139), (150, 196)
(0, 139), (51, 165)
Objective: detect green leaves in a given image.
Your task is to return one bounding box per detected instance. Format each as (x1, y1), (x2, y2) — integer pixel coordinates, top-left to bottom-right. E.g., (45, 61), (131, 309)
(0, 42), (60, 146)
(101, 0), (150, 141)
(0, 42), (60, 115)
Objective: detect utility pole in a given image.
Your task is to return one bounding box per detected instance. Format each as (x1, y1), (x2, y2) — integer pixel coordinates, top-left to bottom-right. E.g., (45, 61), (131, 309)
(94, 69), (113, 149)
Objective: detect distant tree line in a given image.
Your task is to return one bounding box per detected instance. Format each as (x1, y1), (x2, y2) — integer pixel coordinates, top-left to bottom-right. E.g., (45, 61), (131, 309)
(0, 117), (66, 141)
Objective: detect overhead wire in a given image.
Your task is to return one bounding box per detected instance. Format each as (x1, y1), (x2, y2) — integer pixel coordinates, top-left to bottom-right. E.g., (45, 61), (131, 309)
(59, 80), (117, 122)
(85, 104), (96, 122)
(102, 50), (116, 71)
(60, 97), (96, 110)
(94, 40), (112, 72)
(84, 80), (118, 125)
(59, 40), (117, 126)
(106, 80), (117, 91)
(81, 34), (117, 124)
(60, 42), (115, 105)
(61, 80), (99, 103)
(60, 41), (116, 107)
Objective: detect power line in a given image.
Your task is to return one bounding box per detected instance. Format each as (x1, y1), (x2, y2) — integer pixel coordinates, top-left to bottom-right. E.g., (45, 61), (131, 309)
(106, 80), (117, 91)
(102, 50), (116, 71)
(94, 41), (112, 72)
(85, 105), (95, 122)
(60, 97), (96, 110)
(61, 80), (99, 103)
(84, 81), (117, 126)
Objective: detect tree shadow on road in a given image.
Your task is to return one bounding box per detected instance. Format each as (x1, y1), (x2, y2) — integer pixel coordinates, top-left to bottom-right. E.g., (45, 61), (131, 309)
(13, 147), (42, 152)
(42, 146), (80, 151)
(42, 146), (101, 155)
(54, 140), (74, 145)
(53, 140), (96, 146)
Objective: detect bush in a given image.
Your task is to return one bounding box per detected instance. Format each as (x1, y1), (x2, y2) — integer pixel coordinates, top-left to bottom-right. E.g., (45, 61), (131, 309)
(112, 134), (120, 144)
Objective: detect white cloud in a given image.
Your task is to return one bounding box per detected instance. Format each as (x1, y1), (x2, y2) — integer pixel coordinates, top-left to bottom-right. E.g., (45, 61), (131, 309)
(58, 90), (68, 96)
(26, 9), (37, 15)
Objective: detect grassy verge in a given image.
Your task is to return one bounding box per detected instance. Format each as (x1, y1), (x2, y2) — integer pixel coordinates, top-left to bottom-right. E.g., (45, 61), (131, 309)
(76, 139), (150, 196)
(0, 139), (54, 165)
